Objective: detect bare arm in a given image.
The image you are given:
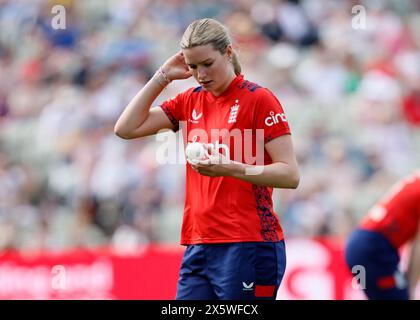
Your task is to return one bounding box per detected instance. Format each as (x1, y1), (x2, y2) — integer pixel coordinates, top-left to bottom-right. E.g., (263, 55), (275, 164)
(114, 52), (192, 139)
(408, 223), (420, 299)
(114, 76), (171, 139)
(230, 134), (300, 189)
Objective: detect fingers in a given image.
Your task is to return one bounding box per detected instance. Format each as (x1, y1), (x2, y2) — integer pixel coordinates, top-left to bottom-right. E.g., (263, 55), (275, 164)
(203, 143), (212, 153)
(203, 144), (221, 158)
(187, 158), (203, 170)
(188, 158), (213, 177)
(189, 161), (211, 170)
(177, 51), (187, 63)
(187, 158), (200, 166)
(195, 158), (212, 165)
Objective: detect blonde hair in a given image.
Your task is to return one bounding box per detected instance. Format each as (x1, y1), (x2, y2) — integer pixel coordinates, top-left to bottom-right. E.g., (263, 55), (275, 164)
(180, 18), (241, 75)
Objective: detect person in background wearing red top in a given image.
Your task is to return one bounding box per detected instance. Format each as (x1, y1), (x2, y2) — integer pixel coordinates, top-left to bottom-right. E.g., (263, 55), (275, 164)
(402, 81), (420, 126)
(345, 171), (420, 300)
(114, 18), (299, 300)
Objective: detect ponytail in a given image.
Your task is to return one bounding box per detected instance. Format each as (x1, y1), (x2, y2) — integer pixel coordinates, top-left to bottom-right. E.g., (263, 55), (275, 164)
(231, 50), (241, 75)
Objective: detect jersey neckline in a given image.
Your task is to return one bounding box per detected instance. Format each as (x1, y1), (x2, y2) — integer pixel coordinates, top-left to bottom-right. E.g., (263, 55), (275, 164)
(206, 74), (244, 102)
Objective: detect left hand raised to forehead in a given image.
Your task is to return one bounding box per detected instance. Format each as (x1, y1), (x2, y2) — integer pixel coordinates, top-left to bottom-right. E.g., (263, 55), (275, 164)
(189, 144), (233, 177)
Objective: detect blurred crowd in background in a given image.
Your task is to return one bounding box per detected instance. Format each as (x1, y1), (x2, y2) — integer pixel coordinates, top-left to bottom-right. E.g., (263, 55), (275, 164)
(1, 0), (420, 252)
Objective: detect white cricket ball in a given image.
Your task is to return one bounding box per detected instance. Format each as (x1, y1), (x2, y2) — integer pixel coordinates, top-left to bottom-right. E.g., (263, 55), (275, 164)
(185, 142), (207, 162)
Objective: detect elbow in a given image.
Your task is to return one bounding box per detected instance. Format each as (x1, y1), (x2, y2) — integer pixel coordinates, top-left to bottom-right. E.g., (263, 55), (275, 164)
(272, 163), (300, 189)
(289, 171), (300, 189)
(273, 172), (299, 189)
(114, 123), (132, 140)
(284, 167), (300, 189)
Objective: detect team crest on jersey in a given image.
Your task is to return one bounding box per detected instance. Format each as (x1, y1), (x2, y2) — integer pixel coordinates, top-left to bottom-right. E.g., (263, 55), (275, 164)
(189, 109), (202, 124)
(228, 100), (240, 123)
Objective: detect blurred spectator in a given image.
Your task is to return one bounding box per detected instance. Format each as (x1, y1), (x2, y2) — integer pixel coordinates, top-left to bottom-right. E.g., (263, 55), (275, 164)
(402, 79), (420, 126)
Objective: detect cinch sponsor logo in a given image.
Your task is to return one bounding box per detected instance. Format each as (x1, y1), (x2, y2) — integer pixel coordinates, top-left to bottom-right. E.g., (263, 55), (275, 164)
(264, 111), (287, 127)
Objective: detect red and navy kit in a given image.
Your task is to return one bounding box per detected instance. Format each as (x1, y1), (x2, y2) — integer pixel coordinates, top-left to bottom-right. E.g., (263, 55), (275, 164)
(345, 172), (420, 300)
(160, 74), (291, 245)
(360, 172), (420, 248)
(160, 74), (289, 299)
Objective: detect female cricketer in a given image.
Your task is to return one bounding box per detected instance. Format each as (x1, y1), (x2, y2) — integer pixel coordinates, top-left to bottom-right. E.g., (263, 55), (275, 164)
(114, 18), (300, 300)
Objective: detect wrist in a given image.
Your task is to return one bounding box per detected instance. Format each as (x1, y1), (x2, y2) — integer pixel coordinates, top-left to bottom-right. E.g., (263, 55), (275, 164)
(160, 66), (172, 81)
(159, 66), (172, 84)
(154, 67), (172, 88)
(229, 161), (245, 178)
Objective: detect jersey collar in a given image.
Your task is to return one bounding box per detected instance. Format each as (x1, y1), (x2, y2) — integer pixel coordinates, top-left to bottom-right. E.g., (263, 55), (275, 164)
(207, 74), (244, 102)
